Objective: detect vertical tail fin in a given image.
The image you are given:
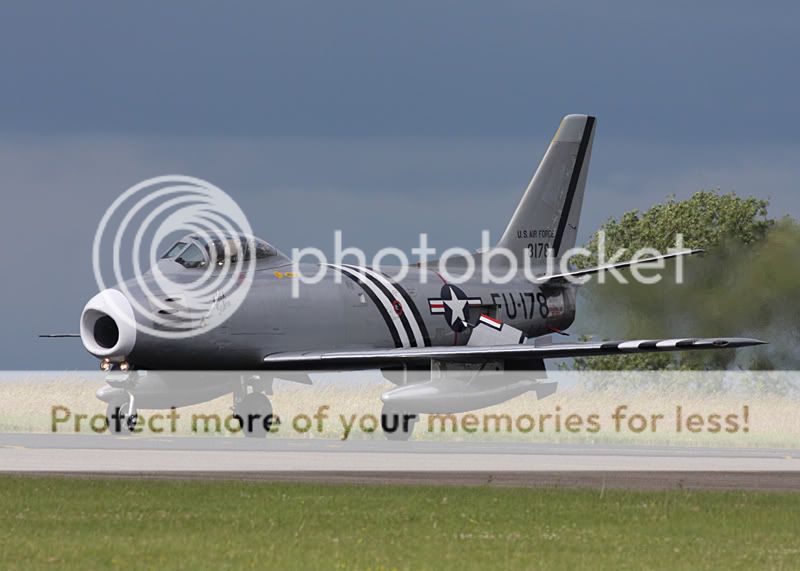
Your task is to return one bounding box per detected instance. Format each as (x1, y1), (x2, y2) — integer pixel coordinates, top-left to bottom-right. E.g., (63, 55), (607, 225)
(496, 114), (596, 266)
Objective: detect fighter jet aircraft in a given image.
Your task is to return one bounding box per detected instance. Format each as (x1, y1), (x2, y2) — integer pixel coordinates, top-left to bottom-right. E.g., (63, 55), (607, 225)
(74, 114), (765, 438)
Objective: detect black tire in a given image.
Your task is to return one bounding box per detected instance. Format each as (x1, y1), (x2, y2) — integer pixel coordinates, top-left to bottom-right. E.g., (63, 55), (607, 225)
(106, 401), (137, 434)
(234, 393), (274, 438)
(381, 408), (417, 441)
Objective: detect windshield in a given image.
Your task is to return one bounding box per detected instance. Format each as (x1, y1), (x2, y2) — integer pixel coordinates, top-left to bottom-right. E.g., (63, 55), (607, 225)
(175, 244), (207, 268)
(161, 241), (187, 259)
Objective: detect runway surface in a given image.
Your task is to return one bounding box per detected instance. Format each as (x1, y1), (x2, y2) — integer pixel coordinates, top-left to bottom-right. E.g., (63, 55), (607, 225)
(1, 433), (799, 490)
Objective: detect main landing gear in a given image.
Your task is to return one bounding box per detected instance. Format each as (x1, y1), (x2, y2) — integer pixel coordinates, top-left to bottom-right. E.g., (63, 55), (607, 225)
(233, 376), (275, 438)
(233, 392), (275, 438)
(380, 405), (417, 441)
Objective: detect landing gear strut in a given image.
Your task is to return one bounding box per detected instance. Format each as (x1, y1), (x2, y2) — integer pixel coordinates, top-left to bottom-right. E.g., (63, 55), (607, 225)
(381, 405), (417, 441)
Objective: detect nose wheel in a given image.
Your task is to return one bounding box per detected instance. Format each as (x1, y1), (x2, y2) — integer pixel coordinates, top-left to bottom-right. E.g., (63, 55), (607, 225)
(106, 399), (138, 434)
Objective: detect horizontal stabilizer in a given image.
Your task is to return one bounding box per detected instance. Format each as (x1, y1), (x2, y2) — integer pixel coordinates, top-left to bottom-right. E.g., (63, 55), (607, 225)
(533, 249), (704, 285)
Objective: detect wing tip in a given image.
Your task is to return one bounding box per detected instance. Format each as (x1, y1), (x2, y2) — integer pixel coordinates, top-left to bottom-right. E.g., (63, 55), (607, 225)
(709, 337), (767, 348)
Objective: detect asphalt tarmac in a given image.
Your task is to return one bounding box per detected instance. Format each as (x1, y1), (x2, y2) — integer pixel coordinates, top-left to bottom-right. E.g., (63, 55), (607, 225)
(1, 433), (799, 490)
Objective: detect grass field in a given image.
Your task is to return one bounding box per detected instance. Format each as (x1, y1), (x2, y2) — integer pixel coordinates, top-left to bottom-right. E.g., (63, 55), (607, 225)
(0, 477), (799, 569)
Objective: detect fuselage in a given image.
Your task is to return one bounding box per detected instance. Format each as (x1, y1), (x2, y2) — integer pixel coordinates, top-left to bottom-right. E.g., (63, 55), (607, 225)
(108, 259), (576, 370)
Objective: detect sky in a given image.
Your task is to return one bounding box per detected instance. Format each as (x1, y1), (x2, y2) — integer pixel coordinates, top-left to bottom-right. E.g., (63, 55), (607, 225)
(0, 1), (798, 369)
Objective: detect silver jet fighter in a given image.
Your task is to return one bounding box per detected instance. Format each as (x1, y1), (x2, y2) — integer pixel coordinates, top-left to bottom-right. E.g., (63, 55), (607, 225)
(77, 115), (765, 438)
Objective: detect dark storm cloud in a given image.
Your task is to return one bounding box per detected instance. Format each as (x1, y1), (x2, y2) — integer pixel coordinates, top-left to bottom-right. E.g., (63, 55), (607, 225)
(0, 1), (798, 140)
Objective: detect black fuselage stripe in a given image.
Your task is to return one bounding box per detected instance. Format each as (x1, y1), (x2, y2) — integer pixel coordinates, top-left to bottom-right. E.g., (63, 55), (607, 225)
(351, 268), (418, 347)
(335, 268), (403, 348)
(383, 274), (431, 347)
(552, 116), (595, 256)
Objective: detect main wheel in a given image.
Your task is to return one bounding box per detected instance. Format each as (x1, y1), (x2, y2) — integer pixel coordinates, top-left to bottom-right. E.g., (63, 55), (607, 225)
(106, 400), (138, 434)
(381, 407), (417, 441)
(234, 393), (274, 438)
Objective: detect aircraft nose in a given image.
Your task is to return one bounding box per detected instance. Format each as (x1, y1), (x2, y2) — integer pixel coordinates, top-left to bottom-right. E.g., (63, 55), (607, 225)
(79, 289), (137, 361)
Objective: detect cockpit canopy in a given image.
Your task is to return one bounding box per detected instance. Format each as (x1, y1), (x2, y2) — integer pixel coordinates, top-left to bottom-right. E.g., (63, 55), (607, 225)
(161, 233), (281, 269)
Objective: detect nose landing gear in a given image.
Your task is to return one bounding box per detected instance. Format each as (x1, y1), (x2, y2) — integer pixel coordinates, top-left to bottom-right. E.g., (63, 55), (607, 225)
(106, 394), (138, 434)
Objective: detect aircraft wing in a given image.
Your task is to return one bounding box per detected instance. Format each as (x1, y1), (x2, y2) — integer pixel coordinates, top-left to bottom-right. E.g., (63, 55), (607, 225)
(263, 336), (765, 369)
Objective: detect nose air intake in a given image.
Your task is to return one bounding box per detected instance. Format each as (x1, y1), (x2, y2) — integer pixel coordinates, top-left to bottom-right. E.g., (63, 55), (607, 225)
(93, 315), (119, 348)
(80, 289), (137, 360)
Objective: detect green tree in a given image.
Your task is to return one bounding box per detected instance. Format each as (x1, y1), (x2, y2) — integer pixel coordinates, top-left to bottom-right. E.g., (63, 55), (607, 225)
(576, 190), (771, 268)
(569, 190), (800, 373)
